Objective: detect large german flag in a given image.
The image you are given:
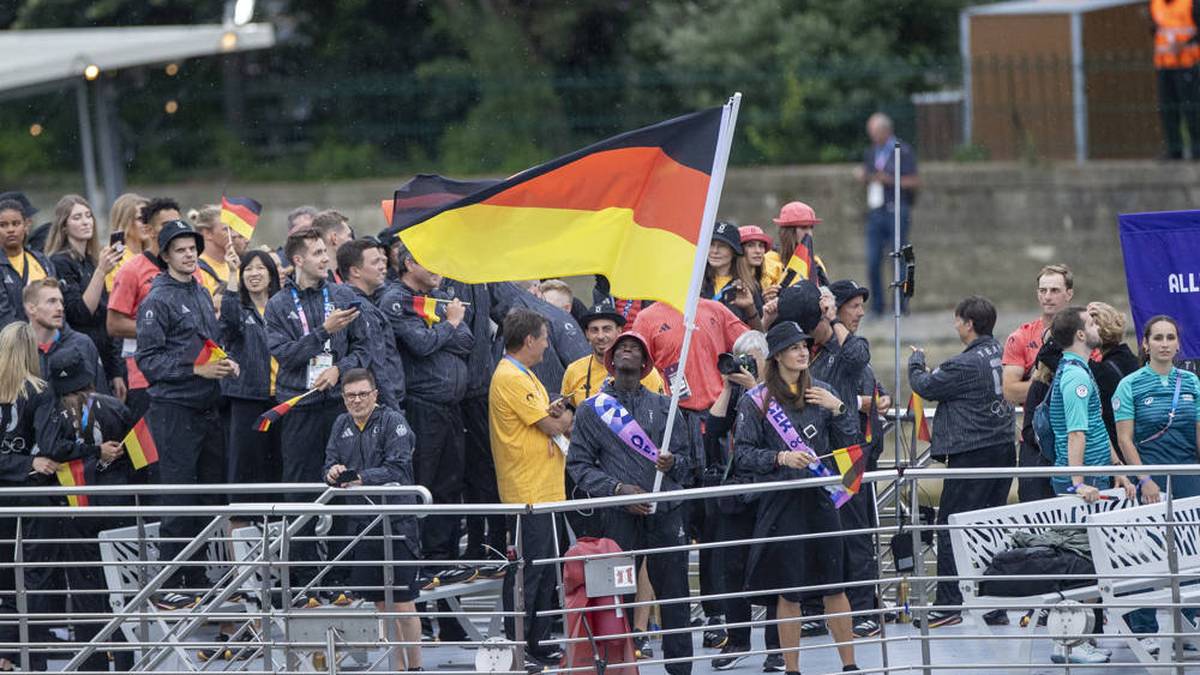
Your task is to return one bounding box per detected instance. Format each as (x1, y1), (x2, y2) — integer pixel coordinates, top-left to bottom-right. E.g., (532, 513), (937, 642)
(382, 175), (501, 232)
(397, 108), (725, 310)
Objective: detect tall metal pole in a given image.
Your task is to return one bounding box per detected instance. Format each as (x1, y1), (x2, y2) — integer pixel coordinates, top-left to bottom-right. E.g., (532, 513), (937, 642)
(74, 81), (102, 219)
(650, 93), (741, 505)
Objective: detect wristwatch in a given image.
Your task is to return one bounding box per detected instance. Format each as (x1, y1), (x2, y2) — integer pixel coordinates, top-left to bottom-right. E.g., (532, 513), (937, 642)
(834, 402), (847, 416)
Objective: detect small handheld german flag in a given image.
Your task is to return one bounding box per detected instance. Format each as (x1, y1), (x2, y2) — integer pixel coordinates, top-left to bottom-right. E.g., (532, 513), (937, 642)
(123, 417), (159, 469)
(221, 195), (262, 240)
(784, 233), (815, 284)
(907, 392), (932, 442)
(255, 389), (320, 432)
(194, 338), (227, 366)
(831, 444), (866, 495)
(55, 459), (89, 507)
(411, 295), (440, 327)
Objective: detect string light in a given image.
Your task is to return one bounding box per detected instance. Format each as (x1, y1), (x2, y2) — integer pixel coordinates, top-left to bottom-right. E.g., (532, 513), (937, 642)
(29, 124), (43, 137)
(165, 63), (179, 76)
(83, 64), (100, 81)
(164, 100), (179, 115)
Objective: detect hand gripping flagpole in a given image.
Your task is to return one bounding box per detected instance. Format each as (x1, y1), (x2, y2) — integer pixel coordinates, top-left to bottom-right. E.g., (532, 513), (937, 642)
(649, 93), (742, 512)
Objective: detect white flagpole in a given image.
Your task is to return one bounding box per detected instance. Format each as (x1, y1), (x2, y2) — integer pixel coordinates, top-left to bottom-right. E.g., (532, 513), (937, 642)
(649, 92), (742, 510)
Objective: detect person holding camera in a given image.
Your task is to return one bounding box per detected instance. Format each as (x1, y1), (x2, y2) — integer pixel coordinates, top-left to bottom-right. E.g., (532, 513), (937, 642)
(323, 368), (423, 671)
(704, 330), (785, 671)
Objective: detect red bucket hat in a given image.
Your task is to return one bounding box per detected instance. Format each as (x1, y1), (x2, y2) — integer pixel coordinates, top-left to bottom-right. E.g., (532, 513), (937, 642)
(604, 331), (655, 380)
(772, 201), (822, 227)
(738, 225), (772, 248)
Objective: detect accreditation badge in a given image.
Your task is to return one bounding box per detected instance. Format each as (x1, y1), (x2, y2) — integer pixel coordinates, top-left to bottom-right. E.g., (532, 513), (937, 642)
(307, 352), (333, 388)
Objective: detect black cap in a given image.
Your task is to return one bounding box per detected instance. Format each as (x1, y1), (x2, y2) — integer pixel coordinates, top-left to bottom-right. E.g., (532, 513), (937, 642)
(0, 191), (37, 218)
(157, 220), (205, 259)
(776, 280), (824, 333)
(48, 347), (92, 396)
(711, 220), (743, 255)
(829, 279), (869, 308)
(766, 321), (813, 358)
(579, 301), (626, 329)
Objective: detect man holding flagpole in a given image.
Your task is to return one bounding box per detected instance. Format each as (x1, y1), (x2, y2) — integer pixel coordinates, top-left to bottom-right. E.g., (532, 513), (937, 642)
(567, 330), (695, 675)
(135, 220), (240, 610)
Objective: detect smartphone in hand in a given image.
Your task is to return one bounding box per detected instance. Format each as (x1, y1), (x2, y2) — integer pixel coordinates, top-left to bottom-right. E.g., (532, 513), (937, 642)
(109, 230), (125, 254)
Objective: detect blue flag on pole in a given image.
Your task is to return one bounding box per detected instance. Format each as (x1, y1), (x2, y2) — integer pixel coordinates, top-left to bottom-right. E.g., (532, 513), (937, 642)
(1118, 210), (1200, 360)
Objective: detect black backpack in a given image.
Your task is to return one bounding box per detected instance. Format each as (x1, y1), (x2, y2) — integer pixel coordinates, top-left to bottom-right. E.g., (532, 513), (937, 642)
(979, 545), (1095, 597)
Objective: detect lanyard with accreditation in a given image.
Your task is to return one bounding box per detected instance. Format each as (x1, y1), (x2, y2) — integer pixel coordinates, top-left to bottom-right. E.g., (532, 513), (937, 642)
(748, 384), (851, 508)
(292, 286), (335, 388)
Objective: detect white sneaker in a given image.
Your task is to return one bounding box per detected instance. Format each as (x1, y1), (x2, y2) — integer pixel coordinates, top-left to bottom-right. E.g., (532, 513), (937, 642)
(1050, 642), (1110, 664)
(1138, 637), (1160, 656)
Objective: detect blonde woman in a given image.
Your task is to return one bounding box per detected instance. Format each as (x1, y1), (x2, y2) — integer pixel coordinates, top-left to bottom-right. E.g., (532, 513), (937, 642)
(46, 195), (126, 400)
(1087, 301), (1139, 454)
(0, 322), (55, 671)
(104, 193), (148, 292)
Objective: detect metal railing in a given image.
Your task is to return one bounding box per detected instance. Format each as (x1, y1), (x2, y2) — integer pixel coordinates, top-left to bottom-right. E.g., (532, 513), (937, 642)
(2, 463), (1200, 673)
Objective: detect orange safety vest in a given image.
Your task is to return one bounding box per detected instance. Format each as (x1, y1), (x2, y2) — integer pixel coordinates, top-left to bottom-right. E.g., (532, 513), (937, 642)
(1152, 0), (1200, 69)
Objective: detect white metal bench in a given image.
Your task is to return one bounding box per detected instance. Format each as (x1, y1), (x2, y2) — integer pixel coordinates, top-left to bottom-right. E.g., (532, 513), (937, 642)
(948, 489), (1135, 666)
(1086, 494), (1200, 664)
(96, 521), (244, 671)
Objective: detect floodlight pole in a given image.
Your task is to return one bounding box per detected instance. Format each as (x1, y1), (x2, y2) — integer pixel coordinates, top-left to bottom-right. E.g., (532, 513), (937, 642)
(74, 81), (103, 222)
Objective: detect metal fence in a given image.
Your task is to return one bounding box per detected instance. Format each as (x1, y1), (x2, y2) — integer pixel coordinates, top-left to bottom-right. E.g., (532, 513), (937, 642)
(3, 462), (1200, 673)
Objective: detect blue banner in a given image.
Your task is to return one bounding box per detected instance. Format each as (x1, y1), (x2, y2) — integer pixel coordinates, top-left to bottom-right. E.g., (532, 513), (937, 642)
(1118, 210), (1200, 360)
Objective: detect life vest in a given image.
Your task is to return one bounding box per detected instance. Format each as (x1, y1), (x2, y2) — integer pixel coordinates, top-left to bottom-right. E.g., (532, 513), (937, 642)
(1152, 0), (1200, 69)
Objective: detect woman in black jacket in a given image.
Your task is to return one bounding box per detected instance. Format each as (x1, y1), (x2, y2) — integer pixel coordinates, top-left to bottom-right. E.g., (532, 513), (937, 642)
(0, 323), (66, 670)
(45, 195), (125, 400)
(1087, 302), (1140, 458)
(733, 321), (860, 675)
(219, 249), (282, 497)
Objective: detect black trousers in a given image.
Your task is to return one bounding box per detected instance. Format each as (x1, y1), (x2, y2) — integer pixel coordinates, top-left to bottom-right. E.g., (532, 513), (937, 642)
(1158, 67), (1200, 159)
(226, 397), (282, 498)
(840, 484), (880, 613)
(503, 513), (561, 653)
(406, 397), (466, 562)
(1017, 441), (1056, 503)
(147, 401), (226, 589)
(692, 500), (721, 617)
(278, 399), (344, 587)
(604, 507), (692, 675)
(935, 442), (1015, 607)
(715, 504), (780, 650)
(460, 394), (505, 559)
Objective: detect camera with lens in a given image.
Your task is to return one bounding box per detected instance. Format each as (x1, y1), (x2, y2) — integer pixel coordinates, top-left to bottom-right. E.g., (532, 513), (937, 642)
(717, 352), (757, 378)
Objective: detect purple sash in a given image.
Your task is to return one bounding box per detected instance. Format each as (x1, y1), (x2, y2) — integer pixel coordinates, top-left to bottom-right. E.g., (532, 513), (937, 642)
(748, 385), (851, 508)
(588, 392), (659, 463)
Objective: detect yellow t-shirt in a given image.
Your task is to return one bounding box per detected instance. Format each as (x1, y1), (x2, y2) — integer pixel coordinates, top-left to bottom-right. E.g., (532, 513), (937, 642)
(256, 305), (279, 397)
(713, 274), (733, 294)
(105, 247), (137, 292)
(761, 251), (786, 288)
(561, 354), (666, 404)
(769, 249), (830, 284)
(8, 252), (45, 284)
(197, 252), (230, 297)
(488, 356), (565, 504)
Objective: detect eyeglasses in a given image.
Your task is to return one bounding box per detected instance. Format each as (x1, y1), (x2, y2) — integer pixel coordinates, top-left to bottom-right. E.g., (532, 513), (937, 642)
(343, 389), (376, 401)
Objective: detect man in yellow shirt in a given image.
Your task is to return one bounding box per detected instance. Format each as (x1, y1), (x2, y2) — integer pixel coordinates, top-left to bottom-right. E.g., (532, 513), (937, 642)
(562, 301), (664, 405)
(488, 308), (573, 669)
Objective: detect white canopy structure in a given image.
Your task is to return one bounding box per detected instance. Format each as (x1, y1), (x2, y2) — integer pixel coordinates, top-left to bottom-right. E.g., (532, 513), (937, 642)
(0, 22), (276, 217)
